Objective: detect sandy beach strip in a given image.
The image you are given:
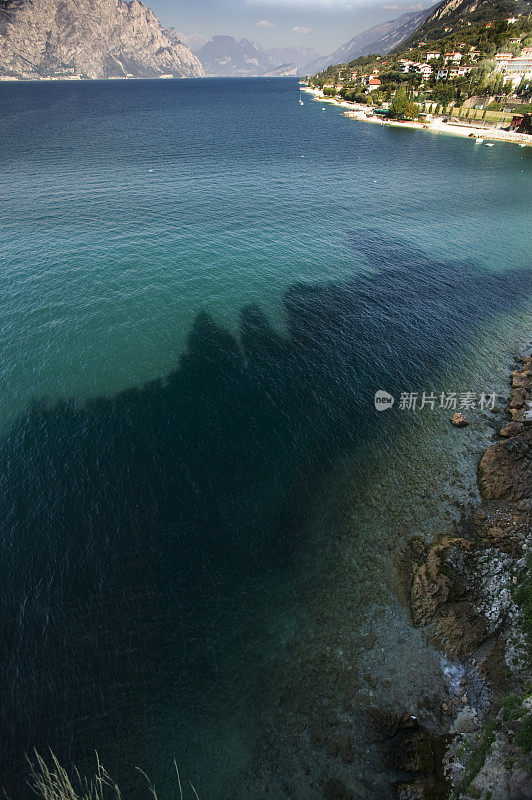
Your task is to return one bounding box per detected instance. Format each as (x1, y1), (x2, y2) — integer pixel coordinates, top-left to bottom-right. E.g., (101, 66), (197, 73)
(302, 86), (532, 148)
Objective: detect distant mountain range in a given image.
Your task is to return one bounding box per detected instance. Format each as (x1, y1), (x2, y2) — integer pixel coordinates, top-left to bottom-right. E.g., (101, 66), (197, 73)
(305, 3), (439, 73)
(193, 35), (318, 77)
(0, 0), (204, 80)
(188, 8), (445, 79)
(195, 35), (274, 77)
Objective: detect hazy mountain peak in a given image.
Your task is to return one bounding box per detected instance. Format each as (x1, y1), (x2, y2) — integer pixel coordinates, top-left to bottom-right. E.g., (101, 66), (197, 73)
(306, 3), (439, 72)
(196, 34), (306, 77)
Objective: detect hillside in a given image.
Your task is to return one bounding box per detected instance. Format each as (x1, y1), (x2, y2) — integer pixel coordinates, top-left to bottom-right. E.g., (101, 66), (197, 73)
(0, 0), (204, 79)
(262, 63), (298, 78)
(396, 0), (532, 51)
(309, 0), (532, 97)
(306, 3), (439, 73)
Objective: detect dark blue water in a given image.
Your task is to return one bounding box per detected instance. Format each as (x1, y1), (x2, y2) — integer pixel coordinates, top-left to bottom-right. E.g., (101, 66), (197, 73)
(0, 78), (530, 799)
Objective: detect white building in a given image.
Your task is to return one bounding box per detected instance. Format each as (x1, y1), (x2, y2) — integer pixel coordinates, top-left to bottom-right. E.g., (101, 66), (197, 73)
(444, 52), (462, 64)
(495, 52), (513, 71)
(448, 65), (472, 78)
(397, 59), (415, 73)
(500, 54), (532, 86)
(416, 64), (433, 79)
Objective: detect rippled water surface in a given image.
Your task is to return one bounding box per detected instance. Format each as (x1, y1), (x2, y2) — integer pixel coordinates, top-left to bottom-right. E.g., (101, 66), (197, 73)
(0, 77), (530, 799)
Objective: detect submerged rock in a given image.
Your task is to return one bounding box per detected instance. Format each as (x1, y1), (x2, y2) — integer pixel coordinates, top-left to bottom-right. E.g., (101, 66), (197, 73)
(388, 732), (435, 773)
(451, 412), (468, 427)
(322, 777), (353, 800)
(395, 783), (439, 800)
(500, 421), (524, 437)
(366, 707), (401, 742)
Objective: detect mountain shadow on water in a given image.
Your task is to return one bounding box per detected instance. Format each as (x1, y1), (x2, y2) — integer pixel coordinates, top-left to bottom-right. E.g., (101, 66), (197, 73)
(0, 232), (529, 796)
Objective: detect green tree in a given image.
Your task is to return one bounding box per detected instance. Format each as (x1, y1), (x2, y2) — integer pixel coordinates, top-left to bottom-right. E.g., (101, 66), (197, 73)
(390, 87), (419, 119)
(390, 86), (409, 118)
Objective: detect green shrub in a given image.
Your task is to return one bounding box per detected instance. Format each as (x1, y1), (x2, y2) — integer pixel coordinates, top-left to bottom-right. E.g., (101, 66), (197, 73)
(515, 554), (532, 648)
(516, 716), (532, 753)
(460, 717), (496, 793)
(501, 693), (522, 722)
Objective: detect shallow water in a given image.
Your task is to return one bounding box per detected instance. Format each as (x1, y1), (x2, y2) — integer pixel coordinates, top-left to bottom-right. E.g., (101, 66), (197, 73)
(0, 77), (530, 799)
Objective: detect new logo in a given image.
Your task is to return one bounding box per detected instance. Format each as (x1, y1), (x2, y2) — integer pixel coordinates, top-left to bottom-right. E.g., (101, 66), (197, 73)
(374, 390), (395, 411)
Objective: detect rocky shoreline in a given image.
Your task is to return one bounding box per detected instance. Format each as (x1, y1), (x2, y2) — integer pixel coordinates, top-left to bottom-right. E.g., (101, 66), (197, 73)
(390, 353), (532, 800)
(243, 350), (531, 800)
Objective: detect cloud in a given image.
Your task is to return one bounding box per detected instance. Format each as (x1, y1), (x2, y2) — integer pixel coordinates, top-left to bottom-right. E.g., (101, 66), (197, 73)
(383, 4), (399, 8)
(247, 0), (383, 6)
(292, 25), (312, 34)
(256, 19), (274, 26)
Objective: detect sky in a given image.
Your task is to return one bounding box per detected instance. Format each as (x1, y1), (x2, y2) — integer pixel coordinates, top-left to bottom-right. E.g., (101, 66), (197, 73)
(148, 0), (434, 55)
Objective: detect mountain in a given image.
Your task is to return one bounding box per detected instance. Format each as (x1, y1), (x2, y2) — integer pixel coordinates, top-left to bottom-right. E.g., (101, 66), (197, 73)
(165, 30), (209, 54)
(266, 47), (321, 73)
(196, 36), (272, 77)
(305, 3), (439, 73)
(396, 0), (532, 50)
(195, 35), (314, 77)
(262, 63), (298, 77)
(0, 0), (205, 80)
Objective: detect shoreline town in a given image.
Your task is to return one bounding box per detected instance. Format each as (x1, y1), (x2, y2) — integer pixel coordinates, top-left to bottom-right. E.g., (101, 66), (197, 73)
(302, 85), (532, 147)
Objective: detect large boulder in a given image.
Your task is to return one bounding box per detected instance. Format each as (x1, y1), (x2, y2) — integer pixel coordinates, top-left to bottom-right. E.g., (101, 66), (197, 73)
(410, 537), (473, 627)
(478, 429), (532, 501)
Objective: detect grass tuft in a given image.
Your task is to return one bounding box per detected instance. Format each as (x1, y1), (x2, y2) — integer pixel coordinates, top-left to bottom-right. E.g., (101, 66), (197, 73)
(26, 752), (198, 800)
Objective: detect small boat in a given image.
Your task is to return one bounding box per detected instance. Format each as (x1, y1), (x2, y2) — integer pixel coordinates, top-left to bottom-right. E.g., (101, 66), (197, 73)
(475, 137), (483, 144)
(299, 100), (304, 106)
(485, 142), (494, 147)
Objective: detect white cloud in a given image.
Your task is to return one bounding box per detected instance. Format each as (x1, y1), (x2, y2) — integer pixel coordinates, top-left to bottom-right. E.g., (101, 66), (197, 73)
(247, 0), (368, 6)
(292, 25), (312, 34)
(256, 19), (274, 27)
(247, 0), (433, 8)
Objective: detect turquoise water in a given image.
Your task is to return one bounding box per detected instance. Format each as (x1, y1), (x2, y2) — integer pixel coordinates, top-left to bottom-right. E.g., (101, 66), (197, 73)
(0, 77), (530, 799)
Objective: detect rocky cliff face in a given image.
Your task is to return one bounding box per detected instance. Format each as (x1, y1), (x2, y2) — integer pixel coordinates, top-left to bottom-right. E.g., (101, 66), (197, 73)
(0, 0), (205, 79)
